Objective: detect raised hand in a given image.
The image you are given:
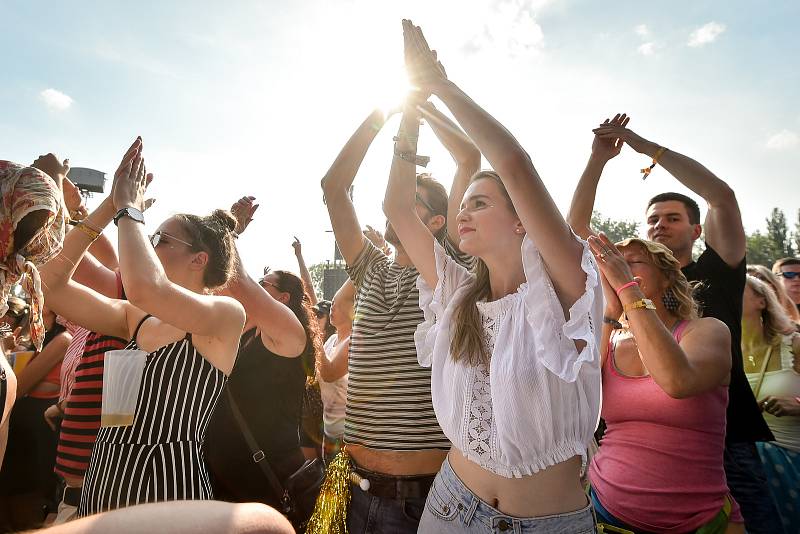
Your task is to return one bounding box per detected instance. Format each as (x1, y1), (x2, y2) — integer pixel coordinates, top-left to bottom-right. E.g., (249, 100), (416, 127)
(592, 122), (650, 155)
(62, 178), (88, 221)
(403, 20), (447, 99)
(230, 196), (259, 235)
(32, 153), (70, 181)
(364, 225), (391, 256)
(587, 232), (637, 293)
(292, 236), (302, 256)
(111, 137), (153, 212)
(591, 113), (630, 161)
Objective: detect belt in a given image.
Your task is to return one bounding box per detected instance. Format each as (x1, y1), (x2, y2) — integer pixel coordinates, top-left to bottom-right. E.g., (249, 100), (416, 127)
(352, 464), (435, 500)
(63, 486), (82, 507)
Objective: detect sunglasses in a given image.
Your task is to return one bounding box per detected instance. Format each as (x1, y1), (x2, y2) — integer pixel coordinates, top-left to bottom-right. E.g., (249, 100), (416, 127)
(778, 271), (800, 279)
(415, 193), (436, 214)
(259, 278), (279, 290)
(149, 231), (194, 249)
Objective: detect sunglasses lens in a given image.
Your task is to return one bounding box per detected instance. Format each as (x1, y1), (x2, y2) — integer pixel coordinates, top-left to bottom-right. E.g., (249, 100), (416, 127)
(783, 272), (800, 279)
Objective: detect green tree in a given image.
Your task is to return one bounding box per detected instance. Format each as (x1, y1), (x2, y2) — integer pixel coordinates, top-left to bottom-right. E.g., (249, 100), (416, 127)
(307, 262), (327, 298)
(766, 207), (794, 258)
(794, 208), (800, 256)
(590, 211), (640, 243)
(745, 230), (778, 267)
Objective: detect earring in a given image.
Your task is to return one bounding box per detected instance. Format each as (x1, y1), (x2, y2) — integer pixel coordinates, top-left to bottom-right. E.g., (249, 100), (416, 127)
(662, 287), (679, 312)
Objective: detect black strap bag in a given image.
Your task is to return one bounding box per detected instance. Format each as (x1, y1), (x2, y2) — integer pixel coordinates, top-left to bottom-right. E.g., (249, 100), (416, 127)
(226, 389), (325, 530)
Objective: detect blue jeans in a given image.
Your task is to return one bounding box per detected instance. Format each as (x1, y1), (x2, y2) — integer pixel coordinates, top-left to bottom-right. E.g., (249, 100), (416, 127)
(418, 458), (596, 533)
(724, 441), (786, 534)
(347, 480), (426, 534)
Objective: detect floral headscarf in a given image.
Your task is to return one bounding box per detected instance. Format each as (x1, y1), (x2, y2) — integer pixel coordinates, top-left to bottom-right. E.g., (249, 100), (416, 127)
(0, 160), (66, 351)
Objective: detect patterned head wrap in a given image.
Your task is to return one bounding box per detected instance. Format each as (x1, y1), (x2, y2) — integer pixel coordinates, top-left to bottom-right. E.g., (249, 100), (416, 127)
(0, 160), (66, 350)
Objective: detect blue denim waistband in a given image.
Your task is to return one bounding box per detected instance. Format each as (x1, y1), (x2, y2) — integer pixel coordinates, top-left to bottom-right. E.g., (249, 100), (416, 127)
(425, 457), (597, 533)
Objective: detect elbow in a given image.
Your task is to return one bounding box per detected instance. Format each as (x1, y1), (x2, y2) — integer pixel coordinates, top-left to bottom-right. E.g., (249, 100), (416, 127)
(122, 274), (165, 312)
(457, 150), (481, 174)
(660, 378), (693, 399)
(381, 199), (413, 222)
(493, 149), (534, 184)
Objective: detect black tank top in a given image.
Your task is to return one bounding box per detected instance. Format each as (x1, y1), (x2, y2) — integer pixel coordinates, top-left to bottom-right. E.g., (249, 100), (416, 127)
(205, 327), (306, 499)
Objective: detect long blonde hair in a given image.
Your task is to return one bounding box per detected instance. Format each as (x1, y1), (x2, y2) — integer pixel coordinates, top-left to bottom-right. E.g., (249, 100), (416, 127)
(747, 264), (800, 324)
(450, 171), (514, 367)
(616, 238), (700, 321)
(745, 275), (795, 344)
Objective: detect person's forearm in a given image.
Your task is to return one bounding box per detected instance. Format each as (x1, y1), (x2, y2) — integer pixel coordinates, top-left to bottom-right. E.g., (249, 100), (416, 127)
(17, 338), (68, 397)
(117, 217), (170, 306)
(420, 105), (481, 167)
(384, 111), (421, 217)
(639, 142), (734, 206)
(432, 81), (534, 182)
(294, 253), (318, 305)
(88, 233), (119, 271)
(622, 289), (695, 396)
(322, 109), (386, 201)
(41, 199), (116, 289)
(567, 155), (606, 238)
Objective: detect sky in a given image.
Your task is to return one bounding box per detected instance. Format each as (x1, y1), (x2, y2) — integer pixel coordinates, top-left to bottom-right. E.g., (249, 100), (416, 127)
(2, 0), (799, 278)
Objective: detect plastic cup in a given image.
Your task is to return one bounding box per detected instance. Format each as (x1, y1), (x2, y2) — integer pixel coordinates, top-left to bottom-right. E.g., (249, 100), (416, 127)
(10, 351), (35, 374)
(101, 349), (148, 427)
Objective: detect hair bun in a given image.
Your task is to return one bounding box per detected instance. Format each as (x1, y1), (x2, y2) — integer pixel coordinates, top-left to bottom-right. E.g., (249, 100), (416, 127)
(210, 209), (237, 234)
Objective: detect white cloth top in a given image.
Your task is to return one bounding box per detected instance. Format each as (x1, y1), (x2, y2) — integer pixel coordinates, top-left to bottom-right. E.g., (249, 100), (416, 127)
(415, 235), (603, 478)
(317, 334), (348, 439)
(746, 334), (800, 452)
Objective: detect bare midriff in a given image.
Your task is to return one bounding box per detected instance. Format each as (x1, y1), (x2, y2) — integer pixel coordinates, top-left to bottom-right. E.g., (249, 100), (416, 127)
(348, 444), (447, 476)
(448, 448), (588, 518)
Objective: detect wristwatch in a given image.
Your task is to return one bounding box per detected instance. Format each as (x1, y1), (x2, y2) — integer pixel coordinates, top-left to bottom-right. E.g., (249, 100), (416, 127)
(623, 298), (657, 313)
(113, 207), (145, 226)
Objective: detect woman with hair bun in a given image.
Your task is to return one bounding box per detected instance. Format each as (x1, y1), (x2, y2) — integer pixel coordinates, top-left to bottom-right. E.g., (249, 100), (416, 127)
(39, 138), (246, 515)
(205, 195), (320, 517)
(586, 235), (745, 533)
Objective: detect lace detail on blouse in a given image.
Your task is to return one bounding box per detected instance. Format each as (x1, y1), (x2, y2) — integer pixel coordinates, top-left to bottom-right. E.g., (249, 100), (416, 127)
(465, 292), (521, 469)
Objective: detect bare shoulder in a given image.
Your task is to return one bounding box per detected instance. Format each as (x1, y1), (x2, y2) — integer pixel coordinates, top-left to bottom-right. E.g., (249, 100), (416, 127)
(682, 317), (730, 339)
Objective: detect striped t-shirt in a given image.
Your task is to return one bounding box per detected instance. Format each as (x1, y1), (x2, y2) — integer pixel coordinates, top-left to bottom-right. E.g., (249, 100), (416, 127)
(344, 239), (470, 450)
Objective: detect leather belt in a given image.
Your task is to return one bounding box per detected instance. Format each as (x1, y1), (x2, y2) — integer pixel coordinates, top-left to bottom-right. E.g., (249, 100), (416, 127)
(63, 486), (82, 507)
(352, 464), (435, 500)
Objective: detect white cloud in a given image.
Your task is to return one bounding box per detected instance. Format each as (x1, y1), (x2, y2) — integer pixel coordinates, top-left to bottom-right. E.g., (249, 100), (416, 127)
(765, 129), (800, 151)
(635, 24), (649, 37)
(464, 0), (548, 57)
(40, 88), (74, 111)
(688, 21), (726, 47)
(637, 42), (656, 56)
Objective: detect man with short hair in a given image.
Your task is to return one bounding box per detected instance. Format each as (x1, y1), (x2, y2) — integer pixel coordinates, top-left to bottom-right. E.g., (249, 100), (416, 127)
(322, 106), (479, 533)
(773, 257), (800, 312)
(569, 117), (784, 534)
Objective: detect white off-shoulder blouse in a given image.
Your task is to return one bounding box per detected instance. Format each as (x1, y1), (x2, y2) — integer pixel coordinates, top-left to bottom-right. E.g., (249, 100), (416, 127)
(415, 234), (603, 478)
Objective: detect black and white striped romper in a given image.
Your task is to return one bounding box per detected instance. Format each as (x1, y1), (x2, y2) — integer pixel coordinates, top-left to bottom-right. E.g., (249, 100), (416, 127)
(78, 315), (227, 516)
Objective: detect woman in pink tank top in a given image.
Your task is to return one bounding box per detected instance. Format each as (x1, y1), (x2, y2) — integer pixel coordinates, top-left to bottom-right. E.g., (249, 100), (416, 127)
(585, 235), (744, 534)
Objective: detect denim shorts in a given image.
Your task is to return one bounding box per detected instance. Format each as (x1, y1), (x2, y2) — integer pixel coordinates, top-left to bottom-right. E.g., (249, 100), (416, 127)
(418, 457), (597, 533)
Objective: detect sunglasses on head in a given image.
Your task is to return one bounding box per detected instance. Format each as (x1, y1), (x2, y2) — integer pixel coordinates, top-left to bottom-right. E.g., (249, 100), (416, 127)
(149, 231), (194, 249)
(778, 271), (800, 279)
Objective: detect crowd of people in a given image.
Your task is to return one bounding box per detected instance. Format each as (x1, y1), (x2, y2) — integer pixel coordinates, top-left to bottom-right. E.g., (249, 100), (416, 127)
(0, 19), (798, 534)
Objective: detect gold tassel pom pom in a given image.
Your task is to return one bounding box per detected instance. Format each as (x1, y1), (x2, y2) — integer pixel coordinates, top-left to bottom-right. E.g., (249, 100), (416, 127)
(304, 448), (353, 534)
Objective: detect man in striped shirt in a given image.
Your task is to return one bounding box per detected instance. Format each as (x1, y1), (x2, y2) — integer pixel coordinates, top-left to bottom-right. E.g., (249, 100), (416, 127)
(322, 105), (478, 533)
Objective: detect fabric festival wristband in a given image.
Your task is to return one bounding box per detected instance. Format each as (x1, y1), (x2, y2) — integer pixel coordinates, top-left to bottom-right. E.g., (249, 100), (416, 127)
(75, 222), (100, 241)
(393, 149), (430, 168)
(615, 280), (639, 296)
(641, 146), (667, 180)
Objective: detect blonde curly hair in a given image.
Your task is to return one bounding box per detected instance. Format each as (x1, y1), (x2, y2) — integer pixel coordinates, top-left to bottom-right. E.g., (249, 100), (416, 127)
(615, 238), (699, 321)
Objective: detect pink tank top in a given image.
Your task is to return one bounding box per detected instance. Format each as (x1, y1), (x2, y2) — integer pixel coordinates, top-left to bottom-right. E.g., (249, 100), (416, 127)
(589, 321), (742, 532)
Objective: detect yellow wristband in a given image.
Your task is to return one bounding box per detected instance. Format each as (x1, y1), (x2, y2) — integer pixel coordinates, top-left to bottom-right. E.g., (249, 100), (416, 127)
(74, 222), (101, 241)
